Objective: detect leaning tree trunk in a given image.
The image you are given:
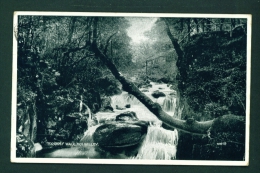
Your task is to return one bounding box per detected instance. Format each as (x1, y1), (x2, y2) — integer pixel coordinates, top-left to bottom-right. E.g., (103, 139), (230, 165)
(90, 19), (245, 136)
(91, 43), (213, 134)
(162, 18), (245, 134)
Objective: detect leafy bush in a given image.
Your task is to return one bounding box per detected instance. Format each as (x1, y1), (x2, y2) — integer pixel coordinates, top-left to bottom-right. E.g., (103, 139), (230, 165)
(178, 31), (246, 119)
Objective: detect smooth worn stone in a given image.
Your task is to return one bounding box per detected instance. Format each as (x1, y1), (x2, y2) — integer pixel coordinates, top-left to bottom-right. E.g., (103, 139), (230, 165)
(116, 105), (126, 110)
(93, 121), (148, 149)
(151, 90), (166, 98)
(116, 111), (138, 121)
(125, 104), (131, 108)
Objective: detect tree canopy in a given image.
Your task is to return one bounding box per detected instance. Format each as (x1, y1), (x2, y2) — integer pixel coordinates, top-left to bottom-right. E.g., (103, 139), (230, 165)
(17, 16), (134, 142)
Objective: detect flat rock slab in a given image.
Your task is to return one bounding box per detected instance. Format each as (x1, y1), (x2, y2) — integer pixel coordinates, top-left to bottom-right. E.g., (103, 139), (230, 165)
(93, 121), (148, 149)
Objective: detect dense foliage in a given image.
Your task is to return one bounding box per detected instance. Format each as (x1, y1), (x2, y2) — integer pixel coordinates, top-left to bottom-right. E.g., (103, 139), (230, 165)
(130, 19), (178, 83)
(16, 16), (247, 160)
(164, 18), (248, 160)
(16, 16), (133, 143)
(178, 29), (247, 121)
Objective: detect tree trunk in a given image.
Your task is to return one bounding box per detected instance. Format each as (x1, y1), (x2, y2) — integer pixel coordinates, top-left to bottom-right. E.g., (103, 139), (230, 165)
(219, 18), (225, 31)
(202, 19), (205, 32)
(67, 17), (76, 44)
(163, 18), (188, 87)
(93, 17), (98, 46)
(193, 18), (199, 33)
(230, 19), (233, 37)
(163, 19), (183, 61)
(186, 19), (191, 41)
(29, 101), (37, 142)
(90, 18), (245, 136)
(91, 42), (213, 134)
(206, 18), (211, 32)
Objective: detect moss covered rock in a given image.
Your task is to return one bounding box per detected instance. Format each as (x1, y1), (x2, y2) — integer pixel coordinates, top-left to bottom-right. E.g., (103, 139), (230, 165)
(93, 121), (148, 149)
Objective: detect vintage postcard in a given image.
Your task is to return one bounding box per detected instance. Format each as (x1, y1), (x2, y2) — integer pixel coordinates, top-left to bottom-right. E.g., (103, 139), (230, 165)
(11, 12), (251, 165)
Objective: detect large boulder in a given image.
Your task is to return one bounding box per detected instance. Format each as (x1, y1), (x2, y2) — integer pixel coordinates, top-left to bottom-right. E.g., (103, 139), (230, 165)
(100, 97), (114, 112)
(93, 121), (148, 150)
(151, 90), (166, 98)
(116, 111), (138, 121)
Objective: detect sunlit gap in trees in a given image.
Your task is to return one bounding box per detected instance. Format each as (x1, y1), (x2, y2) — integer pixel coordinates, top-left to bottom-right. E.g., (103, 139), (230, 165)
(125, 17), (158, 44)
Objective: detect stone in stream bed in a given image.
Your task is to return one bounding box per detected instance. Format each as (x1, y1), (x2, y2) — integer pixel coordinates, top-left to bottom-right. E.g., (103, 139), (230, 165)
(115, 105), (126, 110)
(125, 104), (131, 108)
(100, 97), (114, 112)
(151, 90), (166, 98)
(93, 121), (148, 151)
(101, 105), (114, 112)
(115, 111), (138, 121)
(141, 89), (149, 92)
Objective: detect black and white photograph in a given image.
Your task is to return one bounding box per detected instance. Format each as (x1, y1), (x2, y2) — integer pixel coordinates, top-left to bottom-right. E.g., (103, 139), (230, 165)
(11, 12), (251, 165)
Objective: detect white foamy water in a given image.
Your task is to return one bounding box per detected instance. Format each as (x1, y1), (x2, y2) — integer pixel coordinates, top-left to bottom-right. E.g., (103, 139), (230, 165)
(133, 125), (178, 160)
(97, 82), (179, 160)
(39, 82), (179, 160)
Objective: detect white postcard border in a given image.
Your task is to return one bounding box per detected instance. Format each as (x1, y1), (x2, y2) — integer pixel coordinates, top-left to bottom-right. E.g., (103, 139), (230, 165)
(11, 11), (251, 165)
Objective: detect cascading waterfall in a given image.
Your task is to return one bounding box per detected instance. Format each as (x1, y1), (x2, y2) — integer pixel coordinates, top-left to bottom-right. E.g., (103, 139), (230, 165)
(40, 82), (179, 159)
(162, 95), (176, 112)
(108, 82), (179, 160)
(111, 92), (142, 108)
(80, 95), (93, 127)
(80, 125), (99, 143)
(86, 105), (92, 127)
(132, 125), (178, 160)
(109, 92), (161, 122)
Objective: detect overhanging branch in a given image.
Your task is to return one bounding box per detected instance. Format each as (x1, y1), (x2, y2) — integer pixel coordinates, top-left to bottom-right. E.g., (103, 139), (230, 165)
(91, 42), (213, 134)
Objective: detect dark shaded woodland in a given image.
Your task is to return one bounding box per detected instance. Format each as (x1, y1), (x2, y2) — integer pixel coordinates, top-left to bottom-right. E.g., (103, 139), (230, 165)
(16, 16), (247, 160)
